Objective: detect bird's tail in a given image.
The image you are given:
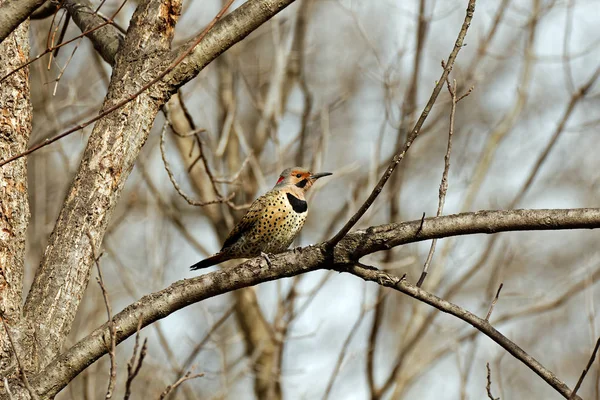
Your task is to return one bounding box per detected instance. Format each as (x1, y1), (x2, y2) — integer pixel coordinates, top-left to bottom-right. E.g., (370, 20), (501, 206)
(190, 253), (228, 270)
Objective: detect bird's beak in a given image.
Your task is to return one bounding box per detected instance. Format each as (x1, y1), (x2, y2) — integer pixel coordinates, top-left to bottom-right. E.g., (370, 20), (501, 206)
(309, 172), (332, 180)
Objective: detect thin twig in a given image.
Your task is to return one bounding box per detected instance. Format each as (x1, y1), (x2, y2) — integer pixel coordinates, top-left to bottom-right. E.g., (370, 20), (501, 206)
(416, 76), (473, 287)
(167, 305), (236, 399)
(87, 232), (117, 399)
(0, 316), (40, 400)
(0, 0), (236, 168)
(212, 153), (252, 184)
(486, 363), (499, 400)
(51, 12), (71, 60)
(159, 371), (204, 400)
(124, 317), (148, 400)
(136, 156), (210, 256)
(569, 335), (600, 400)
(160, 122), (235, 206)
(325, 0), (477, 248)
(179, 305), (236, 374)
(485, 283), (504, 322)
(51, 34), (85, 96)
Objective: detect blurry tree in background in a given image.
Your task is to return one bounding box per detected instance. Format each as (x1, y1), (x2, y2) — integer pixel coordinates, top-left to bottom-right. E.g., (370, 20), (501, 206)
(1, 0), (600, 399)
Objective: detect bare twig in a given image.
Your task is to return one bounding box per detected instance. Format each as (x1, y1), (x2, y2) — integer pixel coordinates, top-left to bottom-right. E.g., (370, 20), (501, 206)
(137, 156), (211, 256)
(326, 0), (477, 248)
(485, 283), (504, 322)
(212, 154), (252, 184)
(159, 371), (204, 400)
(0, 316), (40, 400)
(486, 363), (499, 400)
(51, 12), (71, 60)
(569, 335), (600, 400)
(179, 305), (235, 374)
(160, 122), (235, 206)
(124, 317), (148, 400)
(416, 76), (473, 287)
(366, 285), (385, 398)
(511, 62), (600, 207)
(88, 232), (116, 399)
(166, 305), (235, 399)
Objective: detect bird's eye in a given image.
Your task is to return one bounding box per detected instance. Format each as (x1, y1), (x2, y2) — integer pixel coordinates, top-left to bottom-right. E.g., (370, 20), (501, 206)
(296, 173), (302, 178)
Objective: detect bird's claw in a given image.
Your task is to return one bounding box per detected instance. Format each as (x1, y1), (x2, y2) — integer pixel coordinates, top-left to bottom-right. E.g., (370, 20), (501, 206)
(260, 252), (272, 267)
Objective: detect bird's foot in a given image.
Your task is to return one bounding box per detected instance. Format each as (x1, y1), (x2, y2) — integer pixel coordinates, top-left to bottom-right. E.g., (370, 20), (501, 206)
(260, 252), (273, 267)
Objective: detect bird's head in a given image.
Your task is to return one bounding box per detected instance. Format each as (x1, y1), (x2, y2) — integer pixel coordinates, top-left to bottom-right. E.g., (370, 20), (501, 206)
(273, 167), (332, 192)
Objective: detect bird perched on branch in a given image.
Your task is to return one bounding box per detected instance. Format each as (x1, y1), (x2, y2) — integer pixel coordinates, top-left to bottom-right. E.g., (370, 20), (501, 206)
(190, 167), (332, 270)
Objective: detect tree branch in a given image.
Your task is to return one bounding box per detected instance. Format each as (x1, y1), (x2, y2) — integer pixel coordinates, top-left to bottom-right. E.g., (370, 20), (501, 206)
(347, 263), (579, 399)
(0, 0), (46, 44)
(20, 207), (600, 399)
(22, 0), (183, 369)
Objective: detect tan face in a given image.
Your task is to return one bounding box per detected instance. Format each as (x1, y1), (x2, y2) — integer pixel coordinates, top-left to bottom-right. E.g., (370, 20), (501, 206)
(274, 167), (332, 191)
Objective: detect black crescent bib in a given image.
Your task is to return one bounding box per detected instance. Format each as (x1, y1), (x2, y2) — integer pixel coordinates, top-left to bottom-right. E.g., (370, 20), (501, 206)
(286, 193), (308, 213)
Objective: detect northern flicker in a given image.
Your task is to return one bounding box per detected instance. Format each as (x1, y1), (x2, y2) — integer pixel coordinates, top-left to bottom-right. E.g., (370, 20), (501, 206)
(190, 167), (332, 270)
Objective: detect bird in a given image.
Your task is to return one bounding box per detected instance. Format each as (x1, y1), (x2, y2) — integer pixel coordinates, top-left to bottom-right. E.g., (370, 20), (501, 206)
(190, 167), (332, 270)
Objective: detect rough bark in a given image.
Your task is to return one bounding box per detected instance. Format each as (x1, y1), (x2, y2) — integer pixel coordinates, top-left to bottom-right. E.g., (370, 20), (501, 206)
(22, 0), (182, 369)
(0, 15), (34, 376)
(10, 207), (599, 400)
(0, 0), (46, 44)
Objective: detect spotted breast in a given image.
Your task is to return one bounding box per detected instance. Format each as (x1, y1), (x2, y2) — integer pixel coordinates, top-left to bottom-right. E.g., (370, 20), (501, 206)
(189, 167), (331, 270)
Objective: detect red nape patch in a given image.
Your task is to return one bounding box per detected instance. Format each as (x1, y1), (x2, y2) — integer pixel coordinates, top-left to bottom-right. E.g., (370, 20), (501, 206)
(276, 176), (285, 184)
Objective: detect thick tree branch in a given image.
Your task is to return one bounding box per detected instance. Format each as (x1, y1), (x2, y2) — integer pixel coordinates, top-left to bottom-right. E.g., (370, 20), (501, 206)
(18, 208), (600, 399)
(0, 0), (45, 44)
(22, 0), (182, 369)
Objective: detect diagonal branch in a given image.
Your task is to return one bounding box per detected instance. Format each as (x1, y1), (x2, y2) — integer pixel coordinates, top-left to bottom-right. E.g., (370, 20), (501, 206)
(19, 207), (600, 399)
(347, 263), (580, 400)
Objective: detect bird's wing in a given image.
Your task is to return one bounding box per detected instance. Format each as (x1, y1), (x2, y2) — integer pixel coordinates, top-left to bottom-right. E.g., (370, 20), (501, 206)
(221, 191), (274, 250)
